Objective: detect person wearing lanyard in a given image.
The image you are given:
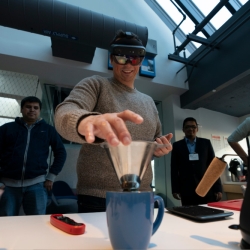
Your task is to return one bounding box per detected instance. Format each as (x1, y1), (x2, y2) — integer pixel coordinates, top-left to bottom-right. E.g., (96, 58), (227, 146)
(171, 117), (222, 206)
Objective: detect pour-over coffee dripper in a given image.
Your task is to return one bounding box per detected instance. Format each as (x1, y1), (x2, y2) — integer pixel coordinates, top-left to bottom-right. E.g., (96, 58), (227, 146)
(101, 141), (167, 191)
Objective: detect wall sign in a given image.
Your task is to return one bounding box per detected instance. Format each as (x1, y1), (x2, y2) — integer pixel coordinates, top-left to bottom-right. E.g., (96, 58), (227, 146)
(107, 52), (113, 70)
(139, 56), (156, 78)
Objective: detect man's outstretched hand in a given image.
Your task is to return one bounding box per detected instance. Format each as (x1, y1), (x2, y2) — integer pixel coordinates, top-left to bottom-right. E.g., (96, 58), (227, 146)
(78, 110), (143, 146)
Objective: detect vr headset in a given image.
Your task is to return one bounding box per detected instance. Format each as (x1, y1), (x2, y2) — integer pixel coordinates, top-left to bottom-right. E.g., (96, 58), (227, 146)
(109, 44), (146, 57)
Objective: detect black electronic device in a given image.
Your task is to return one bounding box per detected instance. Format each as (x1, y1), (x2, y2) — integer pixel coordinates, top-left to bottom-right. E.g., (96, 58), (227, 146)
(109, 44), (146, 56)
(166, 205), (234, 222)
(55, 215), (82, 226)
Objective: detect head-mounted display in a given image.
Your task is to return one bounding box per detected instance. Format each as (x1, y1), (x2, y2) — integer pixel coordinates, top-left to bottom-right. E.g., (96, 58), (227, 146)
(112, 55), (144, 66)
(109, 44), (146, 57)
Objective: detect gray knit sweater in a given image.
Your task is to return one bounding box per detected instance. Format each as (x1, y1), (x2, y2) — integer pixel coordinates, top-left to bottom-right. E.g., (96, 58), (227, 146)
(55, 75), (162, 198)
(227, 117), (250, 142)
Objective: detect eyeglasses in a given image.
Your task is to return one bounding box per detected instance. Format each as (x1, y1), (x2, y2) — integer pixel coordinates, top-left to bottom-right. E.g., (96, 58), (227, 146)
(113, 55), (144, 66)
(184, 125), (198, 129)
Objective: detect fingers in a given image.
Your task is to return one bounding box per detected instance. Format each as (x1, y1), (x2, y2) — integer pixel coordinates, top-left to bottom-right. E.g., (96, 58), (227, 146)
(78, 115), (118, 145)
(155, 133), (173, 146)
(78, 110), (144, 146)
(44, 180), (53, 191)
(84, 120), (120, 145)
(215, 192), (222, 201)
(154, 133), (173, 157)
(110, 110), (143, 145)
(117, 110), (143, 124)
(109, 118), (131, 146)
(215, 193), (220, 201)
(164, 133), (173, 142)
(82, 122), (95, 143)
(173, 193), (181, 200)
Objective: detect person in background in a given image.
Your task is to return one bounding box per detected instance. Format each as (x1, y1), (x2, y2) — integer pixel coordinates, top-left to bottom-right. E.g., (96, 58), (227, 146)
(0, 96), (66, 216)
(54, 30), (173, 213)
(227, 117), (250, 181)
(227, 117), (250, 167)
(171, 117), (222, 206)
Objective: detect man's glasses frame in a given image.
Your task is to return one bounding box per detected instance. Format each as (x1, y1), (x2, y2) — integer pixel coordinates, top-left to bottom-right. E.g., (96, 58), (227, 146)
(112, 54), (144, 66)
(184, 125), (198, 130)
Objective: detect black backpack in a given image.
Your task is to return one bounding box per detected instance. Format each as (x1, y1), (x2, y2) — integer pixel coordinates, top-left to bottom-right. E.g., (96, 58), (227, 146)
(229, 158), (242, 176)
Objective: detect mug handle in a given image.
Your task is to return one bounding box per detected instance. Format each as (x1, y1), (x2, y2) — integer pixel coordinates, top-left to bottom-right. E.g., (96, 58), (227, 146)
(152, 195), (164, 235)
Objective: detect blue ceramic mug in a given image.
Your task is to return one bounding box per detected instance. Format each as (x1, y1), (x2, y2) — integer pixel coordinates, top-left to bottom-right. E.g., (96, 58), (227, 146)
(106, 191), (164, 250)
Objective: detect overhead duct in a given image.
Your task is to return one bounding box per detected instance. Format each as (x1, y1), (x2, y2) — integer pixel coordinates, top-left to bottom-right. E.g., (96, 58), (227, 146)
(0, 0), (148, 63)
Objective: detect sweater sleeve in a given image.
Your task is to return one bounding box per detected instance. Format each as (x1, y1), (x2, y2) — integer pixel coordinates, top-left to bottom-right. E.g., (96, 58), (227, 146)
(54, 76), (102, 144)
(228, 117), (250, 142)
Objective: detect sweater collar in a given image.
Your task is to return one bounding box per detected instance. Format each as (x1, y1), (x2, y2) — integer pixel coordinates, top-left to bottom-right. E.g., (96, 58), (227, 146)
(109, 77), (136, 92)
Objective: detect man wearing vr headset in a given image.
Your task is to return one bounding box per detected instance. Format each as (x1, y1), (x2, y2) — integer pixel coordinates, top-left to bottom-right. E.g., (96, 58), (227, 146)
(55, 30), (173, 213)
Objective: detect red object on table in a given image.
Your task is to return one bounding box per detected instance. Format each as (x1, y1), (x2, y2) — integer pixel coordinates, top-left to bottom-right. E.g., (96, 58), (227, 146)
(208, 199), (243, 211)
(50, 214), (85, 235)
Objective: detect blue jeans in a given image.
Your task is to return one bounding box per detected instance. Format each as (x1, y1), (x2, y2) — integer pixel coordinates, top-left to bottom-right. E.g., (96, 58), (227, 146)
(0, 183), (48, 216)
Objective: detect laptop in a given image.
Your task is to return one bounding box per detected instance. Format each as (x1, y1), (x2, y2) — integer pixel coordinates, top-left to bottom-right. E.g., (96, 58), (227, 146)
(208, 199), (243, 211)
(166, 205), (234, 221)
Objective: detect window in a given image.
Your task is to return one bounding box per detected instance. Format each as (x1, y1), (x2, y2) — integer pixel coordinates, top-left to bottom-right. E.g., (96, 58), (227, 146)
(145, 0), (248, 56)
(0, 97), (20, 126)
(192, 0), (231, 30)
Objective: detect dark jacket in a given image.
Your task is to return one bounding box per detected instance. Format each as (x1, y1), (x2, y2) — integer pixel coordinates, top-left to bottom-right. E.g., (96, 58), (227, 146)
(0, 118), (66, 187)
(171, 137), (222, 205)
